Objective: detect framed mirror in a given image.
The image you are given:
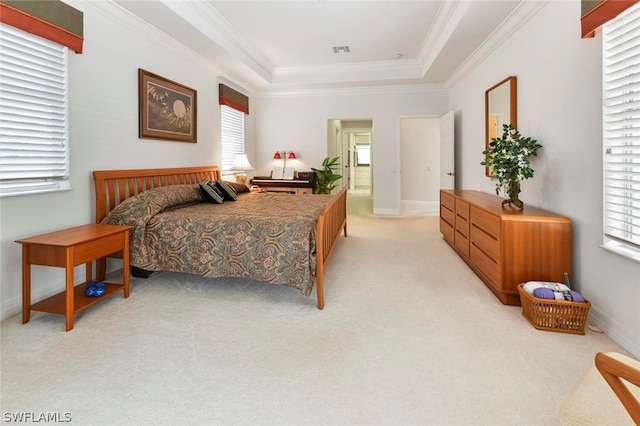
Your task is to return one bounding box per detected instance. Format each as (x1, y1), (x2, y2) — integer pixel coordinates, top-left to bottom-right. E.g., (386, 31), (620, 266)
(485, 76), (517, 176)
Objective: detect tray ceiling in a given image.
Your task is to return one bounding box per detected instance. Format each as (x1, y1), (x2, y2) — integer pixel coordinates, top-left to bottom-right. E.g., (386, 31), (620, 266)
(113, 0), (549, 93)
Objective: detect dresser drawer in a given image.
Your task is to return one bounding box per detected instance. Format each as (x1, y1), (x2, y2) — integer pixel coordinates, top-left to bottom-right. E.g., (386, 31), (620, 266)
(440, 218), (454, 243)
(470, 206), (500, 239)
(470, 243), (500, 285)
(454, 199), (470, 256)
(456, 199), (470, 233)
(441, 191), (455, 211)
(455, 199), (470, 220)
(471, 226), (500, 263)
(441, 203), (455, 227)
(455, 229), (470, 257)
(455, 212), (469, 237)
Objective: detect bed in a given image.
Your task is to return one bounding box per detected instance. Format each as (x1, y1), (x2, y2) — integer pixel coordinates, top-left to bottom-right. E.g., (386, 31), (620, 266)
(92, 166), (347, 309)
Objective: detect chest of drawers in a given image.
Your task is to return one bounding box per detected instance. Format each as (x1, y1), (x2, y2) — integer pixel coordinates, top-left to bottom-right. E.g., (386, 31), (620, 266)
(440, 190), (572, 305)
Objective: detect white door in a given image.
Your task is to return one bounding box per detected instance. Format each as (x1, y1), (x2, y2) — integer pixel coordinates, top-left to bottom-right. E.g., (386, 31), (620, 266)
(440, 111), (455, 189)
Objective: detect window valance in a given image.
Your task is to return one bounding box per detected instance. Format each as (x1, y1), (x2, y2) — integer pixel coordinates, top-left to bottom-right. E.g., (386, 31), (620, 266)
(219, 84), (249, 115)
(0, 0), (83, 53)
(581, 0), (639, 38)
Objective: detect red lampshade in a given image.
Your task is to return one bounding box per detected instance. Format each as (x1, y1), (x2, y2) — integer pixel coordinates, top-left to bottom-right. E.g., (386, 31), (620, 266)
(273, 152), (282, 160)
(288, 152), (296, 159)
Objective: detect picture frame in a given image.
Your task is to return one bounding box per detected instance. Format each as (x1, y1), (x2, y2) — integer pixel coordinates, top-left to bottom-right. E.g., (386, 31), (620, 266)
(138, 69), (197, 143)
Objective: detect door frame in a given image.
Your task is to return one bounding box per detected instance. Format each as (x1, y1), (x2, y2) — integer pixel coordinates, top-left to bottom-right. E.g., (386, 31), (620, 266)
(327, 119), (373, 195)
(345, 130), (372, 191)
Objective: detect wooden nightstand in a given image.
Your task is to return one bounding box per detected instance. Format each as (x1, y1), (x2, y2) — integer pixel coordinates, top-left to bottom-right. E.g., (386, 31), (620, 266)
(16, 224), (132, 331)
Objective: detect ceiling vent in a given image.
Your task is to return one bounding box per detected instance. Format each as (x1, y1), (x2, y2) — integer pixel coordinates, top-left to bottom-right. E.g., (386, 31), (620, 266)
(332, 46), (350, 54)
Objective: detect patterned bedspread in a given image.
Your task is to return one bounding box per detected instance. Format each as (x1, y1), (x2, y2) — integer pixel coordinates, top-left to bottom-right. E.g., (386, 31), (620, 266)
(101, 184), (333, 296)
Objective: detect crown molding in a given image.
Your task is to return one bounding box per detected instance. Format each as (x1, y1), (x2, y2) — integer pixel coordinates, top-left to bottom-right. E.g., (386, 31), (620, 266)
(272, 59), (423, 85)
(68, 0), (259, 93)
(74, 0), (186, 56)
(159, 0), (274, 83)
(417, 0), (471, 76)
(445, 0), (551, 87)
(257, 83), (447, 98)
(68, 0), (549, 96)
(259, 1), (469, 87)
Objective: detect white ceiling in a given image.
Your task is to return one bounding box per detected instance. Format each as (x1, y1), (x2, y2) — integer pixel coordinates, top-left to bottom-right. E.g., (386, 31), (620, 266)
(113, 0), (548, 93)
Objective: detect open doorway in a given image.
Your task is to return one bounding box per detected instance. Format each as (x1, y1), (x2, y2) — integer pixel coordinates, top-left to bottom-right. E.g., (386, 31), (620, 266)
(327, 119), (373, 193)
(347, 131), (371, 191)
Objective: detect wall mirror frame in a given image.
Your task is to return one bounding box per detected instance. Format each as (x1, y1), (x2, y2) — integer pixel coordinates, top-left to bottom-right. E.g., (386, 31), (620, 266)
(485, 76), (517, 176)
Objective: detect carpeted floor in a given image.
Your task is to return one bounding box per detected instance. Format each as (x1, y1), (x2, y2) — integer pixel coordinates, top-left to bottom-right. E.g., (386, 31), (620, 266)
(0, 191), (629, 425)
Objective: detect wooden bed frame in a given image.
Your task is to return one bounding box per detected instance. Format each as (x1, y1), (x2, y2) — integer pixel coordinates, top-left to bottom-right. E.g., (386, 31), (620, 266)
(93, 166), (347, 309)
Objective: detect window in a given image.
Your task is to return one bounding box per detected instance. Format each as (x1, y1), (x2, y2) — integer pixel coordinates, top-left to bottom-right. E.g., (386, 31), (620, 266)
(0, 23), (70, 197)
(220, 105), (245, 172)
(602, 3), (640, 261)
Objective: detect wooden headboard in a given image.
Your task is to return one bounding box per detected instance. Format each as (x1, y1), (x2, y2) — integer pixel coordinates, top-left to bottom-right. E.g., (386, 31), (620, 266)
(93, 166), (220, 223)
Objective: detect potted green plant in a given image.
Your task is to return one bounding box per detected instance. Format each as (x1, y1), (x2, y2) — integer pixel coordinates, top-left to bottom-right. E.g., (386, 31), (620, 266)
(481, 124), (542, 209)
(311, 156), (342, 194)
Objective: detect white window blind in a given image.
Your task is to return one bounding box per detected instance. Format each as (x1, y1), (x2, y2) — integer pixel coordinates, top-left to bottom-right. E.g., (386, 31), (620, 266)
(0, 23), (70, 197)
(220, 105), (245, 172)
(603, 3), (640, 259)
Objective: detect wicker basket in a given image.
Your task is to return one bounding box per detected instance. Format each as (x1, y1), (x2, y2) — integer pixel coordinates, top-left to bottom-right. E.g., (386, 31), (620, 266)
(517, 284), (591, 335)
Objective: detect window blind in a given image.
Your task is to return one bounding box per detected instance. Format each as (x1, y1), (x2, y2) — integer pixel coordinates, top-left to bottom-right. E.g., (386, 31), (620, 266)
(220, 105), (245, 172)
(0, 23), (69, 196)
(603, 3), (640, 253)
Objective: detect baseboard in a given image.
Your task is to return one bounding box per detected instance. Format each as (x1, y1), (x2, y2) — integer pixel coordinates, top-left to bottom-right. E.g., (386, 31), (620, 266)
(373, 208), (400, 215)
(374, 201), (438, 217)
(588, 305), (640, 359)
(401, 200), (439, 216)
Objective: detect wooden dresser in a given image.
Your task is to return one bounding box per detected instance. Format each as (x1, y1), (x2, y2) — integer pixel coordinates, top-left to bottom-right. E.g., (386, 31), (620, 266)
(440, 190), (572, 305)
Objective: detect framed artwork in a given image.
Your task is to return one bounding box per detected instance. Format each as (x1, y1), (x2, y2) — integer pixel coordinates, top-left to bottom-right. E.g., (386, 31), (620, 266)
(138, 69), (197, 143)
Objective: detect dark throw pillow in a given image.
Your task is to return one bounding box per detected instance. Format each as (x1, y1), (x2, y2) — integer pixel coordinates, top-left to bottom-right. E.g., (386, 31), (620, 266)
(224, 180), (250, 194)
(199, 180), (224, 204)
(216, 180), (238, 201)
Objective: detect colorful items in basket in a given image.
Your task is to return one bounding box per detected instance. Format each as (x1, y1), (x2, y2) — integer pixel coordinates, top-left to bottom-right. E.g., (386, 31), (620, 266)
(522, 281), (586, 303)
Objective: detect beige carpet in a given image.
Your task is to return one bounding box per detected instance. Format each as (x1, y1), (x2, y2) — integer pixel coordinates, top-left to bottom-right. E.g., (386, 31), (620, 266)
(0, 191), (629, 425)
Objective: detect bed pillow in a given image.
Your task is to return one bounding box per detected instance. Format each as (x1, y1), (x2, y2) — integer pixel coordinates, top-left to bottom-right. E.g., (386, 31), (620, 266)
(102, 184), (204, 227)
(101, 184), (203, 253)
(224, 180), (250, 194)
(216, 180), (237, 201)
(199, 180), (224, 204)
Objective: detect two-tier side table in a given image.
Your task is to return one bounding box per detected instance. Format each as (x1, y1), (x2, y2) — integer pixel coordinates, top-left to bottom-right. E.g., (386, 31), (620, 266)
(16, 224), (133, 331)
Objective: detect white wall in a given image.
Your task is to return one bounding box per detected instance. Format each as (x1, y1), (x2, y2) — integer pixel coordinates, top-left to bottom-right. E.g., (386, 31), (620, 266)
(0, 1), (255, 319)
(400, 118), (440, 204)
(255, 89), (448, 215)
(449, 0), (640, 357)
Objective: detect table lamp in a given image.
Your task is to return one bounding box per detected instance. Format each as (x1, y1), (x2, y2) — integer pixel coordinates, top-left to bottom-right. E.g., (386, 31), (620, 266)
(230, 153), (253, 185)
